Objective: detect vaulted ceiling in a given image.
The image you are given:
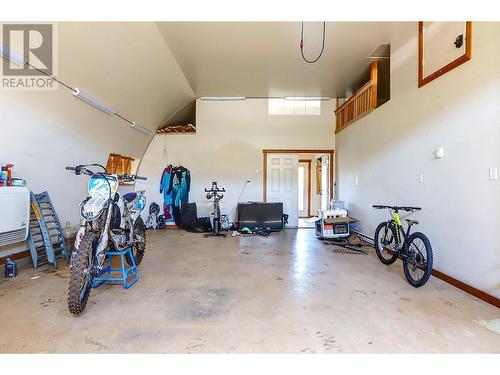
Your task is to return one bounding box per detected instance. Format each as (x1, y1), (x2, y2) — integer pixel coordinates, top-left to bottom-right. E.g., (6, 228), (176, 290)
(157, 22), (404, 98)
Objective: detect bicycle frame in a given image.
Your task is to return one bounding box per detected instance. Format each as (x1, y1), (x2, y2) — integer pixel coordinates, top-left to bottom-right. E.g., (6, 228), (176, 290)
(385, 209), (417, 257)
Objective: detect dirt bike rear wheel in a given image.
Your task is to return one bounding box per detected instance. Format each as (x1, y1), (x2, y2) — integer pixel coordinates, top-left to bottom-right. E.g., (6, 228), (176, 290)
(125, 216), (146, 266)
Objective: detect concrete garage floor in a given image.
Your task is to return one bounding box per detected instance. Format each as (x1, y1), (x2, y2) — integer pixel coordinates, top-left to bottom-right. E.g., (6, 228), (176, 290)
(0, 229), (499, 353)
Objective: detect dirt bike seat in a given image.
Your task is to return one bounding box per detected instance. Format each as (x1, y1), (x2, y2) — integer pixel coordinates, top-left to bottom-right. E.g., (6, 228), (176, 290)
(123, 192), (137, 203)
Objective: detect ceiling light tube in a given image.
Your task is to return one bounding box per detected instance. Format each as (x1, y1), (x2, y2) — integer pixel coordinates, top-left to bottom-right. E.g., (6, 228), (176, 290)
(0, 45), (26, 67)
(284, 96), (330, 101)
(200, 96), (246, 101)
(72, 88), (115, 115)
(130, 122), (152, 136)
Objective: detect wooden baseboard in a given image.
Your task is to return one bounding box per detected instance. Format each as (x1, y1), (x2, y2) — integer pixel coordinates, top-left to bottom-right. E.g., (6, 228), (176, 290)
(432, 269), (499, 308)
(353, 231), (499, 308)
(380, 253), (499, 308)
(0, 250), (31, 266)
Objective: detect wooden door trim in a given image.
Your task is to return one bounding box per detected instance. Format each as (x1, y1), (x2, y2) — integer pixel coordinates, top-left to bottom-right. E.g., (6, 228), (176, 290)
(263, 149), (334, 203)
(299, 159), (312, 217)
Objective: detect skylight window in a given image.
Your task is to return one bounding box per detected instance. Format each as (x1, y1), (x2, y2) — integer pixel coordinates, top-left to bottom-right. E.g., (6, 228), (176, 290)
(268, 98), (321, 115)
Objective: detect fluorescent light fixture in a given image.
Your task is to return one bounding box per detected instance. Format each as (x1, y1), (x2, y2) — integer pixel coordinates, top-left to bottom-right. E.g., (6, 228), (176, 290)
(0, 45), (26, 67)
(200, 96), (246, 101)
(284, 96), (330, 101)
(72, 88), (115, 115)
(130, 122), (152, 136)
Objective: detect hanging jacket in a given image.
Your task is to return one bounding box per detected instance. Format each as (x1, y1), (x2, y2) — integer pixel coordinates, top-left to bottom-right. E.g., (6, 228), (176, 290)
(167, 166), (190, 196)
(179, 170), (190, 204)
(160, 165), (173, 204)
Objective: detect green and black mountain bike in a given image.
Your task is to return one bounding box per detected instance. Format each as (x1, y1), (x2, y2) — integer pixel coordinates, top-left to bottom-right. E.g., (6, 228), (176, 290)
(372, 205), (433, 287)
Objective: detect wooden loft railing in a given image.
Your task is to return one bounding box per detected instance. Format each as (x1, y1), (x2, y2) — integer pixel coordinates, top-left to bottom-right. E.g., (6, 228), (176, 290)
(335, 61), (378, 133)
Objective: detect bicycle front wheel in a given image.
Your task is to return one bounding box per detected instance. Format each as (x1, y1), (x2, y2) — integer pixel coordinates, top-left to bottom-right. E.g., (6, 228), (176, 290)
(374, 222), (399, 265)
(403, 232), (433, 287)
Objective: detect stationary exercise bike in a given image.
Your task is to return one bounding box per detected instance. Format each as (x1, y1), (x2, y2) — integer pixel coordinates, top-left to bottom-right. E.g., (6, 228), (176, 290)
(204, 181), (227, 237)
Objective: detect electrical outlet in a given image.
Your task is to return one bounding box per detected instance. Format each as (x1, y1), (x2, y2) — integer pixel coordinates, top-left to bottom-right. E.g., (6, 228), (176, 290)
(354, 176), (359, 186)
(418, 173), (424, 183)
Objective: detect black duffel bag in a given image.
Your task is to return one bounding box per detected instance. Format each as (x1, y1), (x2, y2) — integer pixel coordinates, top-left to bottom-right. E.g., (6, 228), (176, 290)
(180, 203), (198, 230)
(180, 204), (212, 233)
(191, 217), (212, 233)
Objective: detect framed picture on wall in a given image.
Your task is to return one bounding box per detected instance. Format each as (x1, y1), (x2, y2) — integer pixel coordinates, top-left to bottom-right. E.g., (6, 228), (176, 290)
(418, 22), (472, 87)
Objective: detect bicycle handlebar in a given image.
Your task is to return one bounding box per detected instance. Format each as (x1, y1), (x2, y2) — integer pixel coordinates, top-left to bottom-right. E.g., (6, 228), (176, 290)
(204, 188), (226, 192)
(373, 205), (421, 212)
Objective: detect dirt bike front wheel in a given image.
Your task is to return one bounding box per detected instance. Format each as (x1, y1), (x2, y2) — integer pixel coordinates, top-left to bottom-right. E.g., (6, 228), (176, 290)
(68, 231), (96, 315)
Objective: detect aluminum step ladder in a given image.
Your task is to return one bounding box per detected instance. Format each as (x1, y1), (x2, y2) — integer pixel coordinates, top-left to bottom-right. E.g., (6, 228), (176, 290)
(28, 191), (68, 268)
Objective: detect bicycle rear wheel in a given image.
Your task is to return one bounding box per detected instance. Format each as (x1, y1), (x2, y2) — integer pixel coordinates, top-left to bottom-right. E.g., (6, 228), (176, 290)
(374, 222), (399, 265)
(403, 232), (433, 287)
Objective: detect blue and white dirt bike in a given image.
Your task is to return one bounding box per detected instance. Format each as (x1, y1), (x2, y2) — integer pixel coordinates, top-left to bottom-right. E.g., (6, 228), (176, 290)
(65, 164), (147, 314)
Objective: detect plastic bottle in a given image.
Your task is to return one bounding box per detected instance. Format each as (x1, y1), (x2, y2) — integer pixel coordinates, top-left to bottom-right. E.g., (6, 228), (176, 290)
(5, 258), (17, 278)
(5, 164), (14, 186)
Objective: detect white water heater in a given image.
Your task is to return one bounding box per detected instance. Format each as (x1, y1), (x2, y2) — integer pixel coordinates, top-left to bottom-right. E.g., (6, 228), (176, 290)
(0, 187), (30, 247)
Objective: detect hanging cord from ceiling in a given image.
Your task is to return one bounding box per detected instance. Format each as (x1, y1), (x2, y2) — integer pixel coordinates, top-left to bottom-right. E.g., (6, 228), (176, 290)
(300, 21), (326, 64)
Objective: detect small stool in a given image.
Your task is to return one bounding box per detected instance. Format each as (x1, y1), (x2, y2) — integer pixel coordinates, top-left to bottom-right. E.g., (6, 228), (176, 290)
(92, 247), (138, 289)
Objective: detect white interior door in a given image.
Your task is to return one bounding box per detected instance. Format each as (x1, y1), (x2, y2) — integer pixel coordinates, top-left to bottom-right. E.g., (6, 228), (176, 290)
(267, 154), (299, 227)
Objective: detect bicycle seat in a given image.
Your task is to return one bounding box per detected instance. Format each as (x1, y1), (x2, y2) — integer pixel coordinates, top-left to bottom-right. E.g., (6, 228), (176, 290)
(405, 219), (419, 225)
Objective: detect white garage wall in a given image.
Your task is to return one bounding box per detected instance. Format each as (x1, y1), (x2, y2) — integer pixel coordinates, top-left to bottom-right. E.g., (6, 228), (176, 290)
(137, 99), (334, 221)
(0, 22), (194, 257)
(336, 22), (500, 298)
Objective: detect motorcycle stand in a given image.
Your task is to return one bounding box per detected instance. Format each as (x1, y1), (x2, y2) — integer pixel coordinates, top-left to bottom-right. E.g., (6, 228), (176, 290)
(92, 247), (139, 289)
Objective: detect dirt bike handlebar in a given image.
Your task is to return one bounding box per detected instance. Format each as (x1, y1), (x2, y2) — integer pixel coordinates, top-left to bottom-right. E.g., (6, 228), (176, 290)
(65, 166), (147, 181)
(65, 164), (108, 176)
(119, 174), (147, 181)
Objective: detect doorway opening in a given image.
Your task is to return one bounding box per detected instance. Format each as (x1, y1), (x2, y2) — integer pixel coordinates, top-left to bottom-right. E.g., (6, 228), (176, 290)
(298, 159), (311, 218)
(298, 159), (314, 229)
(263, 149), (334, 228)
